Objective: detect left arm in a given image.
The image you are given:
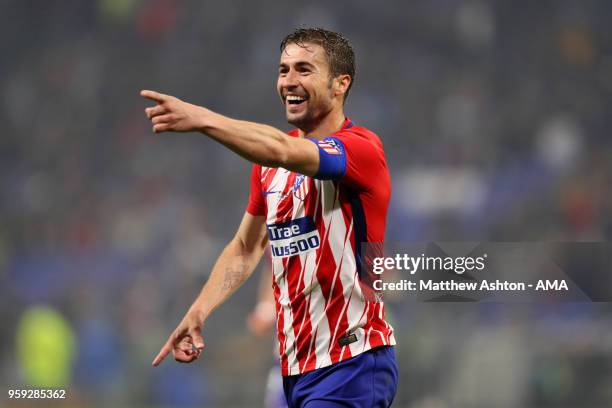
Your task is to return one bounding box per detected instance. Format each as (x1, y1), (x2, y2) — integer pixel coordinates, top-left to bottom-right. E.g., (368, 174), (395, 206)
(141, 90), (319, 175)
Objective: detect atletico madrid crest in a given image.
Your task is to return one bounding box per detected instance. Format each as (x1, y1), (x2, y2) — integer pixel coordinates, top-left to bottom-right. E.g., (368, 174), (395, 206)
(318, 139), (342, 155)
(293, 174), (308, 200)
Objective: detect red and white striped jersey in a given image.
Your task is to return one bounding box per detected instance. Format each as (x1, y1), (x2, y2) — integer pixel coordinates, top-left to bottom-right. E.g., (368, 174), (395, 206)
(246, 118), (395, 376)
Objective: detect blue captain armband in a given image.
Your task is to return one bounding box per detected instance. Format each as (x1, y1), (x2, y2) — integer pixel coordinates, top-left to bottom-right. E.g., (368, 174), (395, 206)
(307, 137), (347, 180)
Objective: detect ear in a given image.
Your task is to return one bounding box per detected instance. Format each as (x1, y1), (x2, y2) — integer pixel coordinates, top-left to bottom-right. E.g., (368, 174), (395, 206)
(333, 74), (352, 98)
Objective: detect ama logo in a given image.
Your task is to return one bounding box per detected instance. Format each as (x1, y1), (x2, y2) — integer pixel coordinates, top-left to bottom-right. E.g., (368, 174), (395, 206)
(293, 174), (308, 201)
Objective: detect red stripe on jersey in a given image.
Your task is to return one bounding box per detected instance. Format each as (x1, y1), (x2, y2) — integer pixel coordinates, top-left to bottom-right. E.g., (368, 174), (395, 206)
(326, 224), (354, 354)
(287, 258), (313, 372)
(273, 271), (288, 374)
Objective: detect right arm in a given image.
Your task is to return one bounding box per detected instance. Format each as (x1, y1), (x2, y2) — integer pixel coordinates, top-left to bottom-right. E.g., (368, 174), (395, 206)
(140, 90), (320, 176)
(152, 212), (268, 366)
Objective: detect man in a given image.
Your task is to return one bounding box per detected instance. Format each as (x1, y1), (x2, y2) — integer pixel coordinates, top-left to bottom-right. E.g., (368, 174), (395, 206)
(142, 27), (397, 407)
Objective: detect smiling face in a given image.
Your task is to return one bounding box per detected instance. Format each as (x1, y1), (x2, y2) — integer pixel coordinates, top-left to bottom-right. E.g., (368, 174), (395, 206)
(277, 42), (339, 130)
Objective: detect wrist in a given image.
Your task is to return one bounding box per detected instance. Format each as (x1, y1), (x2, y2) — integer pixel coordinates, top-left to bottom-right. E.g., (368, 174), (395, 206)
(188, 303), (210, 324)
(199, 108), (233, 135)
(194, 106), (212, 132)
(196, 106), (221, 133)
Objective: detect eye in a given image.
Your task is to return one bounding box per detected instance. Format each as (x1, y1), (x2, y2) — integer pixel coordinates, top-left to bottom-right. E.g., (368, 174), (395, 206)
(297, 67), (312, 76)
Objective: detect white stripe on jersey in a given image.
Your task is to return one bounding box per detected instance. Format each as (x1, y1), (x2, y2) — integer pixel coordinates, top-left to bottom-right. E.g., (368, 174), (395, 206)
(290, 179), (315, 370)
(297, 250), (320, 370)
(327, 219), (353, 353)
(321, 181), (352, 353)
(303, 181), (332, 370)
(265, 168), (298, 374)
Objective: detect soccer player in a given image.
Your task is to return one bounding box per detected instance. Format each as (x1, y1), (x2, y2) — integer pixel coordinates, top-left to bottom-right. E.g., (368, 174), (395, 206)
(142, 27), (397, 407)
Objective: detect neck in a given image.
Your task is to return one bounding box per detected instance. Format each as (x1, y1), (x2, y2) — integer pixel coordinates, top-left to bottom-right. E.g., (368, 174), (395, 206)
(297, 107), (346, 139)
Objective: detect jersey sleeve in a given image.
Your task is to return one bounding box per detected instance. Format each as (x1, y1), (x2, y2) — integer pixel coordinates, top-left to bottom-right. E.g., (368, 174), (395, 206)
(308, 130), (387, 191)
(246, 164), (266, 216)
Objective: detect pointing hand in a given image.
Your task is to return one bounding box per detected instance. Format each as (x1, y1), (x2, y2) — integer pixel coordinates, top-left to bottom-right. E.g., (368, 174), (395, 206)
(141, 90), (207, 133)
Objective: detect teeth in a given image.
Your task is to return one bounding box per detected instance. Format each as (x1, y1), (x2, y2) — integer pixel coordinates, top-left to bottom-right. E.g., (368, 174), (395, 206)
(286, 95), (305, 102)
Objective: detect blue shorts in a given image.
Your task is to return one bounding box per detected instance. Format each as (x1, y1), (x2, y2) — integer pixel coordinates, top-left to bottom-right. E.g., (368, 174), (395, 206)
(282, 346), (398, 408)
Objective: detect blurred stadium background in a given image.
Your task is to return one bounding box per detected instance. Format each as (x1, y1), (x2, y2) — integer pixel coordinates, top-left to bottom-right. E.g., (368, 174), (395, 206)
(2, 0), (612, 407)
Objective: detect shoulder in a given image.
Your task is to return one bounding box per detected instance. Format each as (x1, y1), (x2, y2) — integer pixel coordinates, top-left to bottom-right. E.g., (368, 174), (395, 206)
(334, 122), (385, 151)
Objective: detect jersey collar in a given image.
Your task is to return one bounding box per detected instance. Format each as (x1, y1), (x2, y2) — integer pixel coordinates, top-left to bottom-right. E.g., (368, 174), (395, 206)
(342, 117), (354, 129)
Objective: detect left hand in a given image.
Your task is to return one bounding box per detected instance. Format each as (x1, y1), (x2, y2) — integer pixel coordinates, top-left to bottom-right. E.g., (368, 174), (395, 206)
(152, 308), (206, 367)
(141, 89), (207, 133)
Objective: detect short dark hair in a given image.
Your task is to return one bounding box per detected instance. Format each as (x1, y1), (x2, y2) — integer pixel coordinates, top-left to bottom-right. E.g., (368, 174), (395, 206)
(280, 27), (356, 101)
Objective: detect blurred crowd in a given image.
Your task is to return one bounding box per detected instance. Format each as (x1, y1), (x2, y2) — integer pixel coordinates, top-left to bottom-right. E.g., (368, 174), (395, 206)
(1, 0), (611, 407)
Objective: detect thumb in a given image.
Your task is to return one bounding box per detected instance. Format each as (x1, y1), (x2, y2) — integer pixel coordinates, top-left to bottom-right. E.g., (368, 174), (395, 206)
(190, 329), (205, 350)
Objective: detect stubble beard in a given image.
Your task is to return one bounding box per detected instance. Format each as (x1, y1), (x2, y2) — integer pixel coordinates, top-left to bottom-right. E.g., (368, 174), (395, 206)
(286, 99), (334, 133)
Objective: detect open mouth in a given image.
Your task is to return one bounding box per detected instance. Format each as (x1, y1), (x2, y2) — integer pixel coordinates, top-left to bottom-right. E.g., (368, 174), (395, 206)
(286, 94), (307, 107)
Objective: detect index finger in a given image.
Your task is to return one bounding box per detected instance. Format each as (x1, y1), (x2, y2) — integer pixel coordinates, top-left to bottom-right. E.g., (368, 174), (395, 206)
(140, 89), (167, 103)
(152, 338), (173, 367)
